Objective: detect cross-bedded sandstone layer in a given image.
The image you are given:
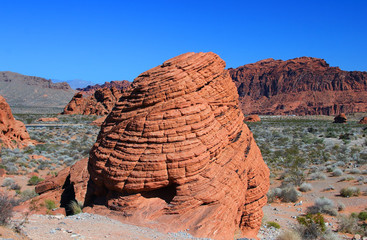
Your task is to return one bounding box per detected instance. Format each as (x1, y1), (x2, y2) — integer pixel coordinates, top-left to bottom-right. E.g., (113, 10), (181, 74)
(86, 52), (269, 239)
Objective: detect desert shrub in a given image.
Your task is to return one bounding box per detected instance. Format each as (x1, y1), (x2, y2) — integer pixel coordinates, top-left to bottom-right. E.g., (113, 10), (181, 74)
(296, 213), (326, 239)
(276, 230), (301, 240)
(1, 178), (15, 187)
(332, 168), (343, 176)
(309, 172), (327, 180)
(358, 211), (367, 221)
(280, 187), (301, 203)
(338, 214), (361, 234)
(10, 182), (21, 191)
(19, 189), (38, 202)
(340, 187), (360, 197)
(266, 221), (280, 229)
(68, 201), (82, 215)
(28, 176), (44, 185)
(350, 168), (361, 174)
(299, 183), (312, 192)
(307, 197), (337, 216)
(361, 170), (367, 175)
(267, 188), (282, 203)
(44, 199), (56, 210)
(0, 192), (17, 225)
(339, 175), (355, 181)
(337, 202), (345, 211)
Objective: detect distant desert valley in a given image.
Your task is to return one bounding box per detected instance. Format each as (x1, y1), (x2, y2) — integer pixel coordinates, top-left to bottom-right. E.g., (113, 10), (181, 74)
(1, 52), (367, 240)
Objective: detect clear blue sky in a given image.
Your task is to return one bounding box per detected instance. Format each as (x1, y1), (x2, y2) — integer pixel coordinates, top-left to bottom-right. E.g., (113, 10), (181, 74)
(0, 0), (366, 84)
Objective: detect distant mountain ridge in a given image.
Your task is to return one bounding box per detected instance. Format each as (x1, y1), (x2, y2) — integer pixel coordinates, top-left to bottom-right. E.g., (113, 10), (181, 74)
(229, 57), (367, 115)
(0, 71), (76, 109)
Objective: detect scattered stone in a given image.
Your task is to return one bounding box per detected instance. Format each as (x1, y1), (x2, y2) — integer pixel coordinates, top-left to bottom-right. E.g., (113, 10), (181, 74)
(333, 113), (347, 123)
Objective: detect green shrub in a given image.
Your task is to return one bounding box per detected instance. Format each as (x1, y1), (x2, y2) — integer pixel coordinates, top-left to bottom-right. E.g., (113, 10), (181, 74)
(340, 187), (360, 197)
(68, 201), (82, 215)
(266, 221), (280, 229)
(28, 176), (44, 185)
(44, 199), (56, 210)
(297, 213), (326, 239)
(358, 211), (367, 221)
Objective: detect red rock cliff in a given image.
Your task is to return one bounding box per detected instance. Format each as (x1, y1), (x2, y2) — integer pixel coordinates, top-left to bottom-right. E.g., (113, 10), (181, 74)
(0, 95), (35, 149)
(86, 52), (269, 239)
(229, 57), (367, 115)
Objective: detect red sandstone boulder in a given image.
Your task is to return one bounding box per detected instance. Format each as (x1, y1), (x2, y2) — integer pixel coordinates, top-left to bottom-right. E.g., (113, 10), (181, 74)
(334, 113), (347, 123)
(359, 117), (367, 124)
(19, 158), (90, 215)
(229, 57), (367, 115)
(0, 95), (36, 149)
(86, 52), (270, 239)
(0, 168), (6, 177)
(76, 80), (131, 95)
(36, 117), (59, 122)
(244, 115), (261, 122)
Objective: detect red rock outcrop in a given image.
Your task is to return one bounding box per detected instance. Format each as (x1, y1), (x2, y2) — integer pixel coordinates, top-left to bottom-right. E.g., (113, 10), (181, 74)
(90, 116), (107, 126)
(61, 87), (128, 115)
(28, 158), (89, 215)
(0, 95), (35, 149)
(334, 113), (347, 123)
(229, 57), (367, 115)
(76, 80), (131, 95)
(244, 115), (261, 122)
(86, 52), (269, 239)
(359, 117), (367, 124)
(36, 117), (59, 122)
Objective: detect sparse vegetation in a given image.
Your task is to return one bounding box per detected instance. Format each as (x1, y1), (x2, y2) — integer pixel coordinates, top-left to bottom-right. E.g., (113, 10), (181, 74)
(298, 183), (312, 192)
(28, 176), (44, 185)
(0, 192), (17, 225)
(44, 199), (56, 210)
(307, 197), (338, 216)
(340, 187), (360, 197)
(266, 221), (280, 229)
(68, 200), (83, 215)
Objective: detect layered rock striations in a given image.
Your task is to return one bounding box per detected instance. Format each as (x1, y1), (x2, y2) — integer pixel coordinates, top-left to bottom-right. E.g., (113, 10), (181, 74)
(229, 57), (367, 115)
(0, 95), (35, 149)
(61, 87), (127, 115)
(86, 52), (269, 239)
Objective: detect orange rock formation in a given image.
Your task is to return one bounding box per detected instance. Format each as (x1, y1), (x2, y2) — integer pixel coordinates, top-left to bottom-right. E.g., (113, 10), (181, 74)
(244, 115), (261, 122)
(0, 95), (35, 149)
(359, 117), (367, 124)
(334, 113), (347, 123)
(86, 52), (269, 239)
(62, 87), (128, 115)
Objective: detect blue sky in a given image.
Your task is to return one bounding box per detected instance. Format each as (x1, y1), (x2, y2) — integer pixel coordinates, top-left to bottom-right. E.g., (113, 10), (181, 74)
(0, 0), (366, 84)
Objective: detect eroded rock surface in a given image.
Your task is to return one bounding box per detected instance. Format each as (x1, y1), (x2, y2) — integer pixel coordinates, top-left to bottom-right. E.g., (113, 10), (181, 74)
(86, 52), (269, 239)
(62, 87), (128, 115)
(0, 95), (35, 149)
(229, 57), (367, 115)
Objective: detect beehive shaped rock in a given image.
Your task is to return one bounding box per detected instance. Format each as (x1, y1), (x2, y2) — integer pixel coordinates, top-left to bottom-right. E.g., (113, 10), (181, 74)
(86, 52), (270, 239)
(0, 95), (35, 149)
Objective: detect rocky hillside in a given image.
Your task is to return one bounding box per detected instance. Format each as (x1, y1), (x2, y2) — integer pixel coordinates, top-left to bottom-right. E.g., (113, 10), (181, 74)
(0, 71), (76, 109)
(229, 57), (367, 115)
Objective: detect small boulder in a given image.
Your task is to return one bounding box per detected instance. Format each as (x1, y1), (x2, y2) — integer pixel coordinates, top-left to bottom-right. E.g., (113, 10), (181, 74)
(359, 117), (367, 124)
(36, 117), (59, 122)
(244, 115), (261, 122)
(333, 113), (347, 123)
